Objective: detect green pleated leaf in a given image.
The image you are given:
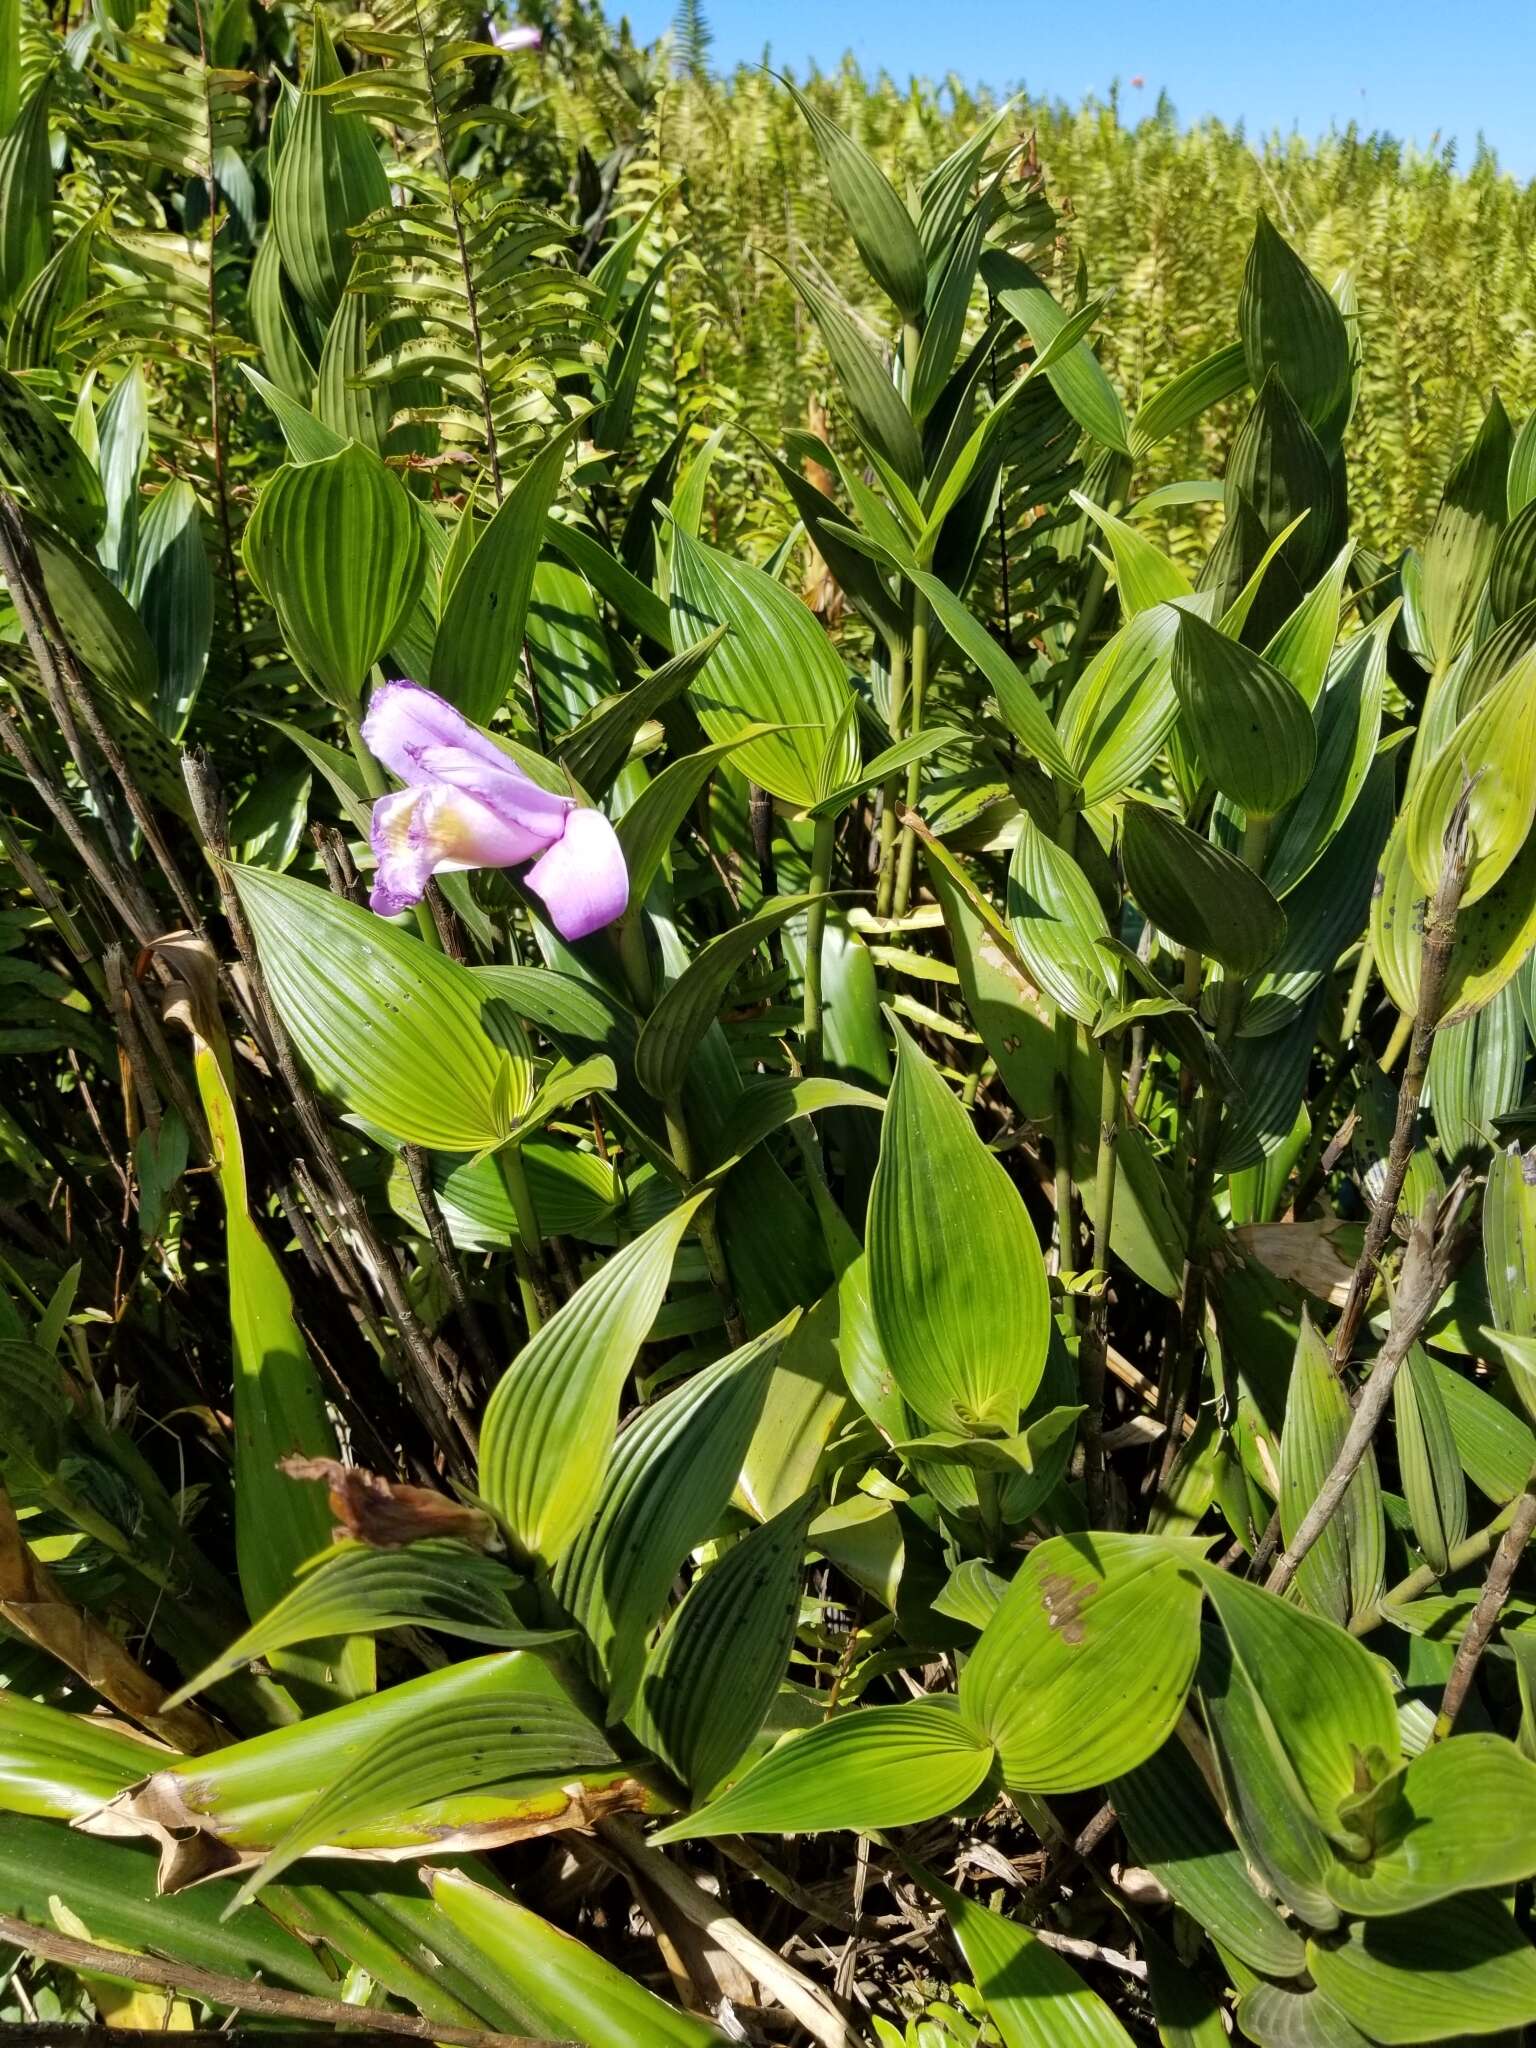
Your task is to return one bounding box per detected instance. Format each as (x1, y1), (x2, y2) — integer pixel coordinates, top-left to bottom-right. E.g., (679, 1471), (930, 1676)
(1307, 1894), (1536, 2045)
(428, 1870), (727, 2047)
(233, 1684), (616, 1906)
(1121, 800), (1286, 974)
(1264, 606), (1390, 897)
(133, 479), (214, 739)
(0, 81), (51, 318)
(1324, 1732), (1536, 1917)
(704, 1074), (886, 1176)
(0, 1816), (332, 1996)
(271, 17), (391, 324)
(1393, 1343), (1467, 1578)
(596, 248), (675, 455)
(389, 1138), (618, 1251)
(918, 1860), (1136, 2048)
(243, 443), (424, 708)
(1172, 608), (1317, 817)
(1141, 1926), (1228, 2048)
(615, 721), (778, 914)
(669, 521), (858, 806)
(314, 277), (387, 452)
(1239, 213), (1352, 437)
(550, 1319), (790, 1720)
(164, 1541), (562, 1709)
(1262, 540), (1357, 710)
(1006, 809), (1115, 1025)
(631, 1494), (815, 1798)
(867, 1015), (1049, 1436)
(0, 369), (104, 547)
(5, 210), (93, 373)
(1277, 1314), (1384, 1626)
(233, 864), (525, 1151)
(1058, 601), (1183, 806)
(785, 262), (925, 489)
(911, 187), (992, 422)
(1197, 1621), (1342, 1928)
(1488, 494), (1536, 622)
(1074, 490), (1193, 612)
(984, 248), (1130, 456)
(905, 564), (1079, 785)
(478, 1195), (706, 1569)
(559, 628), (726, 797)
(546, 514), (673, 648)
(635, 895), (819, 1101)
(29, 518), (158, 713)
(1195, 1564), (1402, 1848)
(1130, 340), (1249, 458)
(1435, 1356), (1536, 1503)
(1486, 1140), (1536, 1338)
(1418, 391), (1513, 672)
(172, 969), (359, 1707)
(783, 78), (926, 319)
(650, 1698), (994, 1842)
(1237, 1983), (1376, 2048)
(1372, 811), (1536, 1027)
(1403, 646), (1536, 905)
(430, 419), (585, 724)
(1113, 1737), (1306, 1978)
(1226, 368), (1335, 586)
(959, 1533), (1205, 1793)
(247, 229), (316, 405)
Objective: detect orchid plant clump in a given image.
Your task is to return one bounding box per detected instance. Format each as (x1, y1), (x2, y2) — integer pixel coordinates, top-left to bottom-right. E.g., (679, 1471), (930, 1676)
(6, 10), (1536, 2048)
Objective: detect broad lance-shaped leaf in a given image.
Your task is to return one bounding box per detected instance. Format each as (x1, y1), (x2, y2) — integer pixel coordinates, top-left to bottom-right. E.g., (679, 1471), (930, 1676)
(1393, 1343), (1466, 1577)
(959, 1534), (1205, 1793)
(430, 418), (586, 725)
(907, 564), (1079, 786)
(1057, 601), (1183, 807)
(1371, 809), (1536, 1028)
(162, 936), (363, 1707)
(913, 1859), (1136, 2048)
(1323, 1732), (1536, 1917)
(1485, 1141), (1536, 1338)
(1239, 212), (1352, 437)
(669, 521), (858, 808)
(1073, 490), (1192, 612)
(651, 1699), (995, 1842)
(428, 1869), (727, 2047)
(477, 1195), (707, 1569)
(635, 895), (820, 1101)
(1277, 1313), (1384, 1627)
(1121, 799), (1286, 975)
(0, 1815), (335, 1996)
(1195, 1563), (1402, 1849)
(1113, 1737), (1306, 1978)
(1307, 1893), (1536, 2045)
(232, 1684), (617, 1906)
(162, 1541), (567, 1709)
(784, 263), (926, 491)
(82, 1654), (647, 1870)
(550, 1318), (792, 1721)
(868, 1017), (1049, 1437)
(1417, 391), (1512, 673)
(29, 519), (158, 713)
(1172, 609), (1316, 817)
(983, 247), (1131, 458)
(233, 865), (528, 1152)
(133, 479), (214, 739)
(1403, 645), (1536, 905)
(559, 627), (726, 796)
(242, 443), (423, 709)
(271, 15), (390, 324)
(0, 80), (51, 318)
(1007, 809), (1115, 1025)
(0, 368), (104, 547)
(783, 77), (926, 320)
(631, 1495), (815, 1799)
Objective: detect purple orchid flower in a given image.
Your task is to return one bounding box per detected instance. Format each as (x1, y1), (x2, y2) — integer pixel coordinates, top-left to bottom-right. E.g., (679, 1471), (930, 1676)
(362, 681), (628, 941)
(488, 19), (541, 50)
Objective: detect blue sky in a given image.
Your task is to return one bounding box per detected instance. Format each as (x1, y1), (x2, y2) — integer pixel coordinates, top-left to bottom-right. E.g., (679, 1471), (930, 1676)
(615, 0), (1536, 179)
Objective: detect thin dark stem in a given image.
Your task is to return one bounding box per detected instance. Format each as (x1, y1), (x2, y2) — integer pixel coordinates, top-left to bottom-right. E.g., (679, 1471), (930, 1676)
(1330, 799), (1471, 1372)
(1435, 1472), (1536, 1738)
(405, 1143), (502, 1389)
(0, 1907), (554, 2046)
(0, 708), (157, 945)
(182, 751), (477, 1470)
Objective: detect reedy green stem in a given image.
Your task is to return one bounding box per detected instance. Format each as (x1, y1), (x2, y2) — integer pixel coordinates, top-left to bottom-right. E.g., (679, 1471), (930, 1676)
(802, 813), (837, 1076)
(874, 643), (908, 919)
(501, 1140), (554, 1334)
(891, 593), (930, 917)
